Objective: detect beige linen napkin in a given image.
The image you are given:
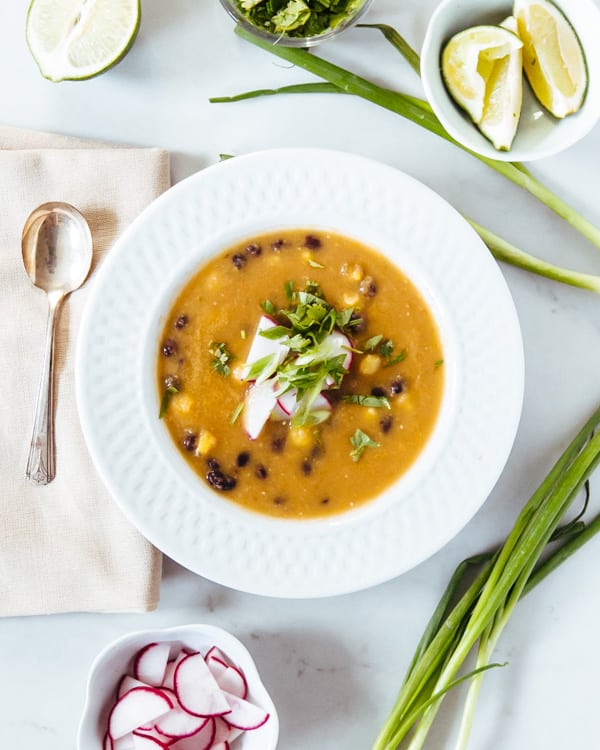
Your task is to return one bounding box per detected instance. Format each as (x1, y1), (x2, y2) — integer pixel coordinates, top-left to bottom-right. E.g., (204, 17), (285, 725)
(0, 126), (170, 616)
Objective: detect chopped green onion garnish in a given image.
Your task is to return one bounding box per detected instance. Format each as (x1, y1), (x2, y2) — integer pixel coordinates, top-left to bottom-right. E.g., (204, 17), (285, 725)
(350, 428), (380, 462)
(343, 394), (391, 409)
(230, 401), (244, 425)
(209, 341), (234, 377)
(159, 385), (178, 419)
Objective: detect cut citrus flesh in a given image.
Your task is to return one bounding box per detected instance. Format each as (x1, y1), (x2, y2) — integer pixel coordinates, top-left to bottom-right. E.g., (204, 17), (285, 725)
(514, 0), (587, 118)
(442, 25), (523, 150)
(26, 0), (140, 82)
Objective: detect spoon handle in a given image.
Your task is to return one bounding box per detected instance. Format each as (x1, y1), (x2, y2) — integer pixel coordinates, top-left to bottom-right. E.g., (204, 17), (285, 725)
(26, 294), (63, 486)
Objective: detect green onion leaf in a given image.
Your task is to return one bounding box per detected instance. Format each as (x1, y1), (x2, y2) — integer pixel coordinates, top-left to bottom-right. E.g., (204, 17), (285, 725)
(350, 428), (380, 461)
(209, 341), (234, 377)
(343, 394), (391, 409)
(158, 385), (179, 419)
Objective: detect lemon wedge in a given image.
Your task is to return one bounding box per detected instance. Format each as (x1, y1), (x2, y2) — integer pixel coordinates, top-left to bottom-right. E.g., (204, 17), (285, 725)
(26, 0), (141, 82)
(442, 25), (523, 150)
(514, 0), (587, 118)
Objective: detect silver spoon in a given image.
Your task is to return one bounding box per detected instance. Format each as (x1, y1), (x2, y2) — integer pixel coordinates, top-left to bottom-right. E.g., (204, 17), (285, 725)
(21, 202), (93, 486)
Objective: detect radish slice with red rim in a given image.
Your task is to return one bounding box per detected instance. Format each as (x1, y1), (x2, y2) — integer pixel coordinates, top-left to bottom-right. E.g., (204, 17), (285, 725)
(242, 315), (289, 382)
(118, 676), (150, 700)
(168, 718), (216, 750)
(174, 653), (231, 718)
(131, 731), (171, 750)
(213, 716), (243, 745)
(134, 643), (172, 687)
(243, 379), (277, 440)
(221, 691), (270, 731)
(108, 687), (174, 740)
(214, 664), (248, 701)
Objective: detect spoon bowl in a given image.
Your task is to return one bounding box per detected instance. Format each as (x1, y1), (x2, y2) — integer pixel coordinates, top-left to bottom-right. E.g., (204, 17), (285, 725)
(21, 201), (93, 485)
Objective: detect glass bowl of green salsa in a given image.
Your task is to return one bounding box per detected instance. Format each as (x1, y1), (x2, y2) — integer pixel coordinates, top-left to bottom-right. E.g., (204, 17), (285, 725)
(218, 0), (375, 47)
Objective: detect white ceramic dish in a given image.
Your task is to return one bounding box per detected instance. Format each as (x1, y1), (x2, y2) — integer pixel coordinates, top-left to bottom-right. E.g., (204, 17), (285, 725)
(421, 0), (600, 161)
(76, 148), (524, 598)
(77, 624), (279, 750)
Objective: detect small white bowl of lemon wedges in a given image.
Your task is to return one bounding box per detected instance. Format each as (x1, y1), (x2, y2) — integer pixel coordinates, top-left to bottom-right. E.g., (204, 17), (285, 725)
(421, 0), (600, 161)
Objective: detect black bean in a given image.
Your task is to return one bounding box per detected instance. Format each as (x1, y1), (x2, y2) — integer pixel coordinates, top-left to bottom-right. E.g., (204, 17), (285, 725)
(182, 433), (197, 451)
(271, 436), (286, 453)
(311, 444), (323, 459)
(245, 243), (262, 256)
(301, 460), (312, 476)
(320, 497), (330, 505)
(271, 239), (285, 252)
(232, 253), (247, 269)
(255, 464), (268, 479)
(390, 378), (406, 395)
(350, 311), (366, 333)
(164, 374), (180, 390)
(207, 457), (220, 472)
(162, 339), (177, 357)
(304, 234), (321, 249)
(370, 386), (387, 398)
(236, 451), (250, 468)
(380, 414), (393, 434)
(273, 496), (286, 505)
(359, 276), (378, 297)
(206, 470), (236, 491)
(174, 314), (188, 329)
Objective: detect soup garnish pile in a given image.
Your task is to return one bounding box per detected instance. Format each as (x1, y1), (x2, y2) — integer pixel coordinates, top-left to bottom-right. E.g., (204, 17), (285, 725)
(157, 230), (444, 519)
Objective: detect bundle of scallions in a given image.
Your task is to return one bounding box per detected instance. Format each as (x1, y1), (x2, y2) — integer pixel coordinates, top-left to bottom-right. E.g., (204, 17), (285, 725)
(210, 23), (600, 294)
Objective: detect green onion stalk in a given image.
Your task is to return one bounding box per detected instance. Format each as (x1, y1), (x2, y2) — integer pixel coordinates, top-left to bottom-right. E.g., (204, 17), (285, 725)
(369, 404), (600, 750)
(210, 24), (600, 293)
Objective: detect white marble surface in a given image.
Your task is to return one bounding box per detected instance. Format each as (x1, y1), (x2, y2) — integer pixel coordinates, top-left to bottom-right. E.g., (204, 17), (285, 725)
(2, 1), (600, 749)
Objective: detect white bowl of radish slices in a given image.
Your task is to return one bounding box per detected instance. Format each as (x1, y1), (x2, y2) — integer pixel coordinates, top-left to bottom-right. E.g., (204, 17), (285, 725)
(78, 624), (278, 750)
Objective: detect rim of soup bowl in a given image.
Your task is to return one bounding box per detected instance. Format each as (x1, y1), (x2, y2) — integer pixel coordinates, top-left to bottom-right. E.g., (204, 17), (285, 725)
(77, 623), (279, 750)
(140, 221), (460, 534)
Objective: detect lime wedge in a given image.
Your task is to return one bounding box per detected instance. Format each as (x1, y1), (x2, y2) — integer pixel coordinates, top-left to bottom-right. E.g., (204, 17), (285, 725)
(442, 25), (523, 150)
(514, 0), (587, 118)
(26, 0), (141, 82)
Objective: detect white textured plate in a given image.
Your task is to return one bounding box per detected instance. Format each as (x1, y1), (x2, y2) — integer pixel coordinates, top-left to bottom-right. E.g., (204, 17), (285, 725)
(76, 148), (524, 598)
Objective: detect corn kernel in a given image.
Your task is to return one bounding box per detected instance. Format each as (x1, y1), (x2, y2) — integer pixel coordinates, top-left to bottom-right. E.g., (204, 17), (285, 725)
(171, 393), (194, 415)
(359, 354), (381, 375)
(289, 426), (313, 448)
(341, 262), (364, 281)
(343, 292), (360, 306)
(195, 429), (217, 456)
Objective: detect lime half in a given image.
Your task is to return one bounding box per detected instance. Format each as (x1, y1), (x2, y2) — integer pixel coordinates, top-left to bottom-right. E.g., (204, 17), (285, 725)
(442, 25), (523, 151)
(514, 0), (587, 118)
(26, 0), (141, 82)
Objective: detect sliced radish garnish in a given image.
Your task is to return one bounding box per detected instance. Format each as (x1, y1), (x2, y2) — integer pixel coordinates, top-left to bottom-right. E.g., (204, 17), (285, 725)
(243, 379), (277, 440)
(113, 735), (136, 750)
(162, 650), (191, 691)
(169, 719), (216, 750)
(213, 716), (243, 744)
(118, 676), (150, 699)
(203, 646), (231, 666)
(242, 315), (289, 382)
(214, 664), (248, 701)
(155, 697), (210, 739)
(174, 653), (231, 718)
(205, 655), (228, 683)
(210, 743), (230, 750)
(131, 731), (170, 750)
(221, 691), (270, 731)
(103, 732), (114, 750)
(134, 642), (171, 687)
(272, 388), (298, 419)
(108, 687), (174, 740)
